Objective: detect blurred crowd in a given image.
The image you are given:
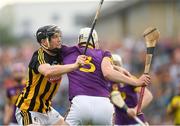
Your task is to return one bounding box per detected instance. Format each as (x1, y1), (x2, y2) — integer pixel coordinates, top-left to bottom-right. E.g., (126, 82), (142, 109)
(0, 36), (179, 125)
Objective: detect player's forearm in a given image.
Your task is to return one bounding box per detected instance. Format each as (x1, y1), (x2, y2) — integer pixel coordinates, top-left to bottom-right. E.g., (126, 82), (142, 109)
(42, 63), (79, 77)
(102, 57), (140, 86)
(104, 69), (139, 86)
(113, 65), (122, 72)
(49, 63), (79, 76)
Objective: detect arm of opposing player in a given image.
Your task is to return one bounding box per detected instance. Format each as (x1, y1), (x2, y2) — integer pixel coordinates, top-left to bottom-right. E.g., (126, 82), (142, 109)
(101, 57), (142, 86)
(38, 55), (86, 77)
(38, 63), (76, 77)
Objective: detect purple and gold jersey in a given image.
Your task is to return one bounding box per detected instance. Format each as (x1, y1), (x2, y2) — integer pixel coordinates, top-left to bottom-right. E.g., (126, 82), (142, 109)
(111, 83), (145, 125)
(61, 45), (111, 100)
(7, 84), (24, 123)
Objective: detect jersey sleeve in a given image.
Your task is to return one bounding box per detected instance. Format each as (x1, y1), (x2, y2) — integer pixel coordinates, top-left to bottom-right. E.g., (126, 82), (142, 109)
(61, 45), (77, 62)
(30, 49), (47, 74)
(103, 51), (112, 58)
(103, 51), (113, 63)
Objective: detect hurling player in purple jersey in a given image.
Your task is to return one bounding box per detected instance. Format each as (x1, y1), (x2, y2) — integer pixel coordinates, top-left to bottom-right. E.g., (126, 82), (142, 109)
(59, 27), (151, 126)
(111, 54), (153, 125)
(3, 63), (26, 125)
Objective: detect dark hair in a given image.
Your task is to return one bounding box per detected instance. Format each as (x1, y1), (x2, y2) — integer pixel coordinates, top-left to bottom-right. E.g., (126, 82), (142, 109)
(36, 25), (61, 43)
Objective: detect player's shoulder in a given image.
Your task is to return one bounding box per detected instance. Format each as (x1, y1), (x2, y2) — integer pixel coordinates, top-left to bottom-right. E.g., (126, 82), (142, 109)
(30, 50), (38, 62)
(61, 44), (76, 49)
(104, 49), (111, 53)
(94, 48), (110, 54)
(172, 95), (180, 101)
(99, 49), (112, 58)
(61, 44), (77, 53)
(32, 48), (46, 58)
(28, 49), (40, 66)
(31, 49), (40, 58)
(95, 48), (111, 53)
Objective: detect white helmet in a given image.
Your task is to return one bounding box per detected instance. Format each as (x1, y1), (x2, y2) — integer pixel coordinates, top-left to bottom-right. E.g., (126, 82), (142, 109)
(78, 27), (98, 47)
(112, 54), (123, 66)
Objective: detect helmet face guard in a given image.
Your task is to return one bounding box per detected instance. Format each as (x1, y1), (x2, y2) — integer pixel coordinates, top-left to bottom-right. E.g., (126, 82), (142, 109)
(78, 27), (98, 48)
(78, 34), (95, 48)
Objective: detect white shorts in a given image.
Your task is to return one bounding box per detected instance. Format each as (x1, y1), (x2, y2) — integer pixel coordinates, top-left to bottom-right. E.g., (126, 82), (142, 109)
(15, 107), (63, 125)
(65, 95), (114, 126)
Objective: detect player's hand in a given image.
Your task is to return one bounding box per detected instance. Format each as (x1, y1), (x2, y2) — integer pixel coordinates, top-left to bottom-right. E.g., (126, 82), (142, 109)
(127, 108), (136, 118)
(136, 74), (151, 86)
(75, 55), (87, 67)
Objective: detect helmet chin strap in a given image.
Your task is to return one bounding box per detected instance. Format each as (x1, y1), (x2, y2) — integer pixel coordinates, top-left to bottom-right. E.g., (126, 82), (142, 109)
(41, 38), (50, 50)
(41, 44), (49, 50)
(41, 38), (60, 55)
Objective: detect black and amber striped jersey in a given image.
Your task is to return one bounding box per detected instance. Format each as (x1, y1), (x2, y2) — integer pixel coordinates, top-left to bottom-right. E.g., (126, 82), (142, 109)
(16, 48), (62, 113)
